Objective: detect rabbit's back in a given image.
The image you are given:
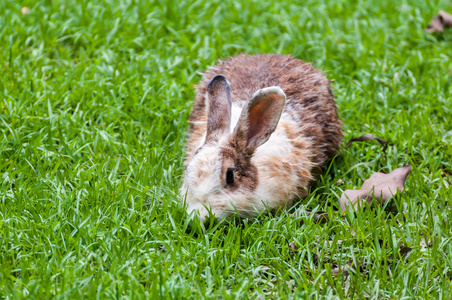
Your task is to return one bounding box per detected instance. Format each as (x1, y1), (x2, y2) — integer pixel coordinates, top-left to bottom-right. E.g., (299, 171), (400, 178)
(187, 54), (342, 170)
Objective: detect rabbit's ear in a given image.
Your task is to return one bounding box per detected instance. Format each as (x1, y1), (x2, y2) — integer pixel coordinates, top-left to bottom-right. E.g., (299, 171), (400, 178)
(233, 86), (286, 154)
(205, 75), (231, 143)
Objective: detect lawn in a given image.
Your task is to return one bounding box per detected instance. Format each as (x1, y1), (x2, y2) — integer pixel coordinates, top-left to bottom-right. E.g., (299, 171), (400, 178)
(1, 0), (452, 298)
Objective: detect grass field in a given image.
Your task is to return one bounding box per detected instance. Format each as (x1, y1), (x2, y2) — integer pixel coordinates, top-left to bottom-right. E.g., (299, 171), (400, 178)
(1, 0), (452, 298)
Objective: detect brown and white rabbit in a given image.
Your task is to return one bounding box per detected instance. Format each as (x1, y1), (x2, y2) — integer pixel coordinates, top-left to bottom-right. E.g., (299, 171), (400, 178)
(181, 54), (342, 221)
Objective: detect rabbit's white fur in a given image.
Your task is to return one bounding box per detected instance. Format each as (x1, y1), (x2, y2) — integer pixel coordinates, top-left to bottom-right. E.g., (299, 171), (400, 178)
(182, 87), (313, 221)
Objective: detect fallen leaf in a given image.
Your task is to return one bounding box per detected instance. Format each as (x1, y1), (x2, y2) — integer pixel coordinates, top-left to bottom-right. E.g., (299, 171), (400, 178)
(387, 245), (412, 263)
(330, 261), (356, 277)
(335, 179), (345, 186)
(398, 246), (412, 256)
(307, 210), (329, 224)
(419, 237), (430, 248)
(425, 10), (452, 33)
(346, 133), (388, 151)
(340, 165), (412, 212)
(297, 210), (329, 224)
(288, 242), (299, 254)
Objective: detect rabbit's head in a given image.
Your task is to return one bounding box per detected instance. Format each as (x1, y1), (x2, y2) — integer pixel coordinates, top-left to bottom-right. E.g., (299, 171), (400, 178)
(181, 75), (286, 222)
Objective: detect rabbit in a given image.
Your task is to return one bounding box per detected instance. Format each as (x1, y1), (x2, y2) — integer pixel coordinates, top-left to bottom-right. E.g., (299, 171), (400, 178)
(181, 54), (342, 222)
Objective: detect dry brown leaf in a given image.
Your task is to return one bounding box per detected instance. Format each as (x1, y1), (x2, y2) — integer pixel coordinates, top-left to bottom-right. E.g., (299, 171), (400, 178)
(296, 209), (329, 224)
(425, 10), (452, 33)
(387, 246), (412, 264)
(340, 165), (412, 212)
(346, 133), (388, 151)
(331, 261), (356, 277)
(306, 210), (329, 224)
(288, 242), (299, 254)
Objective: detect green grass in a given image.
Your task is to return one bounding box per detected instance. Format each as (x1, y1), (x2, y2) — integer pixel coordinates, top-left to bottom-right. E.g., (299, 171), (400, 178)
(1, 0), (452, 298)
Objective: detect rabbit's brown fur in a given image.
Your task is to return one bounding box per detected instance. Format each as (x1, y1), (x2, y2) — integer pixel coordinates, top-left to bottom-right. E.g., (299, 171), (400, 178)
(182, 54), (342, 221)
(186, 54), (342, 169)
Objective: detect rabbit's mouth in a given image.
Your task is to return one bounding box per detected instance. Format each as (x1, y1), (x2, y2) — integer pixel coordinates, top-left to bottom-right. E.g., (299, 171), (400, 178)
(186, 201), (238, 223)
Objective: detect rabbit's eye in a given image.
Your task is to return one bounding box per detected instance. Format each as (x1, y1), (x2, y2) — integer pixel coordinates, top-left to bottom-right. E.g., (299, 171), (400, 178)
(226, 167), (236, 185)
